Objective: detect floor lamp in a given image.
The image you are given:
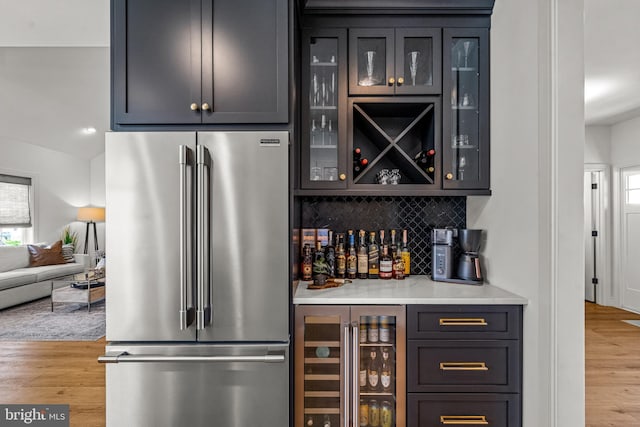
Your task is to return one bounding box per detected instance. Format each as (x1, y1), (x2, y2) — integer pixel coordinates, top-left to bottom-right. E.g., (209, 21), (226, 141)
(77, 207), (105, 259)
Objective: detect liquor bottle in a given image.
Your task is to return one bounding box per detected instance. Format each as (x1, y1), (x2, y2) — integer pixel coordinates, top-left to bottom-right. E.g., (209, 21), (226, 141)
(401, 229), (411, 276)
(367, 231), (379, 279)
(357, 230), (369, 279)
(393, 248), (405, 280)
(313, 241), (325, 281)
(347, 231), (357, 279)
(301, 244), (313, 281)
(367, 347), (381, 391)
(335, 234), (346, 279)
(323, 414), (331, 427)
(325, 230), (336, 278)
(379, 245), (393, 280)
(306, 415), (314, 427)
(379, 229), (385, 247)
(389, 229), (398, 258)
(380, 347), (392, 393)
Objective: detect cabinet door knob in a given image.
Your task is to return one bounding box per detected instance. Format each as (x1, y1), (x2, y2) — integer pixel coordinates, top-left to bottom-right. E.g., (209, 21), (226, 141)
(339, 174), (346, 181)
(397, 77), (404, 85)
(190, 103), (199, 111)
(201, 103), (211, 111)
(445, 173), (454, 180)
(388, 77), (395, 85)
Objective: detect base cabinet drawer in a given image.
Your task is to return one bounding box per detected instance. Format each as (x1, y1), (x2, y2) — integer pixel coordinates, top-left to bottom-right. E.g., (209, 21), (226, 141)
(407, 340), (520, 393)
(407, 393), (520, 427)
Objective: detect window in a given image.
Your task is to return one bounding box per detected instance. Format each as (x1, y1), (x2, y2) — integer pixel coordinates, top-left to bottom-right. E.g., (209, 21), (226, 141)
(0, 174), (34, 245)
(626, 172), (640, 205)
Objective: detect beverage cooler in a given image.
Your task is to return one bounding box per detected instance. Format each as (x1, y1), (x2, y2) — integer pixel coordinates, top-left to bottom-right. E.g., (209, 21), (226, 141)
(295, 305), (406, 427)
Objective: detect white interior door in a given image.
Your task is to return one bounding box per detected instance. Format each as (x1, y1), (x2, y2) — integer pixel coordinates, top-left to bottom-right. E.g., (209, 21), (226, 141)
(584, 171), (596, 302)
(621, 167), (640, 312)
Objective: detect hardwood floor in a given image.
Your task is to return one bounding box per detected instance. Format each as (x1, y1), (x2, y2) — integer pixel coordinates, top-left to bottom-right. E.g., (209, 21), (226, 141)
(0, 303), (637, 427)
(0, 339), (105, 427)
(586, 302), (640, 427)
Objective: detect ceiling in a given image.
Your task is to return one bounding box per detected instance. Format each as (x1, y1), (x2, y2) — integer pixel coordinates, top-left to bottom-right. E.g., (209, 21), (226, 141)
(584, 0), (640, 125)
(0, 0), (634, 160)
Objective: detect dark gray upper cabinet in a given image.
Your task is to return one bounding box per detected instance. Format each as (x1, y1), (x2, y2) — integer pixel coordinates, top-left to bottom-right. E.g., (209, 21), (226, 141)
(112, 0), (288, 127)
(348, 28), (441, 96)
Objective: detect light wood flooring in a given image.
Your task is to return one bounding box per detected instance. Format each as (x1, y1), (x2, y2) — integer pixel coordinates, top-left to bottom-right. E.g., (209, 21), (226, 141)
(0, 303), (637, 426)
(0, 339), (105, 427)
(586, 302), (640, 426)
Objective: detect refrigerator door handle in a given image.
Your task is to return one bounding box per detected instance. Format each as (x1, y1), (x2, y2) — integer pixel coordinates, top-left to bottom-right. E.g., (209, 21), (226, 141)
(98, 351), (286, 364)
(351, 321), (359, 427)
(179, 146), (195, 330)
(196, 146), (212, 330)
(342, 322), (350, 427)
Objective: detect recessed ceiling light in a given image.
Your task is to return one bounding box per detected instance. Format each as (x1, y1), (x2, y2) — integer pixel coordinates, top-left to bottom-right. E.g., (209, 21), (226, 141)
(83, 127), (97, 135)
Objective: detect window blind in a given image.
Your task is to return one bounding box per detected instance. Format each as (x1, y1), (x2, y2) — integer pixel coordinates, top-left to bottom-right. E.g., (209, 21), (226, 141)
(0, 174), (32, 227)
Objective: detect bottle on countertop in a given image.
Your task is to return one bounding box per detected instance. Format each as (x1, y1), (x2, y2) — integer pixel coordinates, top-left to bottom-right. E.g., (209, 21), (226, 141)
(357, 230), (369, 279)
(301, 243), (313, 281)
(401, 229), (411, 277)
(335, 233), (346, 278)
(379, 245), (393, 280)
(389, 229), (398, 258)
(324, 230), (336, 278)
(347, 231), (357, 279)
(367, 231), (379, 279)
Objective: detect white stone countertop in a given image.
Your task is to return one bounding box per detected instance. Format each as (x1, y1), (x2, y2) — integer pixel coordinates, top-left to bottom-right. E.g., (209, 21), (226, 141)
(293, 275), (528, 305)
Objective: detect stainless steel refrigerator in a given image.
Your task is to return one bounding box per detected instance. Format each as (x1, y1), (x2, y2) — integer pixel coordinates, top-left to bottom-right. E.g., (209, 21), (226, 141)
(100, 131), (290, 427)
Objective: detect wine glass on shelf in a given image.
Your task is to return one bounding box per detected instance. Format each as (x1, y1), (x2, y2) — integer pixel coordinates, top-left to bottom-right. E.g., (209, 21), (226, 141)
(359, 50), (379, 86)
(409, 51), (419, 86)
(462, 41), (472, 68)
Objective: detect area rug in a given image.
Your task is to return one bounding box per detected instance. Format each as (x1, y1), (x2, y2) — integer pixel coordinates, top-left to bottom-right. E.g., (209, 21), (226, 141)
(0, 297), (105, 341)
(622, 319), (640, 328)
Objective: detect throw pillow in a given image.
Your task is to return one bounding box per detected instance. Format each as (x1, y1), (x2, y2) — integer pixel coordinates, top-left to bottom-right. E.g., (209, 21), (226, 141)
(27, 240), (67, 267)
(61, 244), (75, 263)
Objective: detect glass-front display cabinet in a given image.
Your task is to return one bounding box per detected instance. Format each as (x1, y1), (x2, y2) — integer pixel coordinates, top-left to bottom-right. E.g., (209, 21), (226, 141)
(295, 305), (406, 427)
(349, 28), (441, 96)
(301, 29), (348, 190)
(442, 28), (490, 190)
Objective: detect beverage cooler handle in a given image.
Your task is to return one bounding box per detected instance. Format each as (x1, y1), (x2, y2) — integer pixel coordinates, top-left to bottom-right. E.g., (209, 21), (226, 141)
(178, 146), (194, 330)
(351, 322), (360, 427)
(342, 323), (351, 427)
(196, 146), (212, 330)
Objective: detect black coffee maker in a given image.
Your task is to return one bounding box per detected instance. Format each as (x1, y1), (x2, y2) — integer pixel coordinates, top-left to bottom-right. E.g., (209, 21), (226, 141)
(457, 229), (483, 284)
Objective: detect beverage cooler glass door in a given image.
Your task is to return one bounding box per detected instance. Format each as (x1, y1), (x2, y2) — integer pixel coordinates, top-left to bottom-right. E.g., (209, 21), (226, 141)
(295, 306), (350, 427)
(352, 306), (406, 427)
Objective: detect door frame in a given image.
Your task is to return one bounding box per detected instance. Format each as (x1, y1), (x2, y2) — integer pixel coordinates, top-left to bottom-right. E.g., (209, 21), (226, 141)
(615, 165), (640, 313)
(584, 164), (611, 306)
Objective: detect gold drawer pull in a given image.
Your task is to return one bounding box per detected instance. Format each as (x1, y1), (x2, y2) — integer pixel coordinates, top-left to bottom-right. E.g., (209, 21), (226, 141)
(439, 362), (488, 371)
(439, 318), (488, 326)
(440, 415), (488, 425)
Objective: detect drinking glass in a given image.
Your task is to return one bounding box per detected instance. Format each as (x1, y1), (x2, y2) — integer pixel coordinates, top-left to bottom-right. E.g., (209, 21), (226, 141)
(463, 41), (472, 68)
(408, 51), (419, 86)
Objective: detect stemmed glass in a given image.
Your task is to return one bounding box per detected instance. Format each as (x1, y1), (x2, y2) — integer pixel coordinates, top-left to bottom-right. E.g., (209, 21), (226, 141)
(462, 41), (472, 68)
(409, 51), (419, 86)
(359, 50), (379, 86)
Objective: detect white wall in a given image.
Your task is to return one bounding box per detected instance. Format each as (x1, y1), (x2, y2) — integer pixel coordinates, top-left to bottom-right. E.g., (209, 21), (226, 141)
(611, 114), (640, 167)
(0, 140), (91, 247)
(90, 152), (106, 251)
(468, 0), (585, 425)
(585, 125), (611, 164)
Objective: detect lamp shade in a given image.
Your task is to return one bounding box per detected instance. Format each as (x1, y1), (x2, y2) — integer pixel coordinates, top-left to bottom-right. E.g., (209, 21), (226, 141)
(77, 207), (105, 222)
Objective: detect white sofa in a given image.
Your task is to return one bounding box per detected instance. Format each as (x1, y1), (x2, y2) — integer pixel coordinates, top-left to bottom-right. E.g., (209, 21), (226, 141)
(0, 245), (89, 310)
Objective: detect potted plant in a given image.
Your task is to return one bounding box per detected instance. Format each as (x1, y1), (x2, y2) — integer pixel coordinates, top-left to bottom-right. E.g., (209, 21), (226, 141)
(60, 225), (78, 251)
